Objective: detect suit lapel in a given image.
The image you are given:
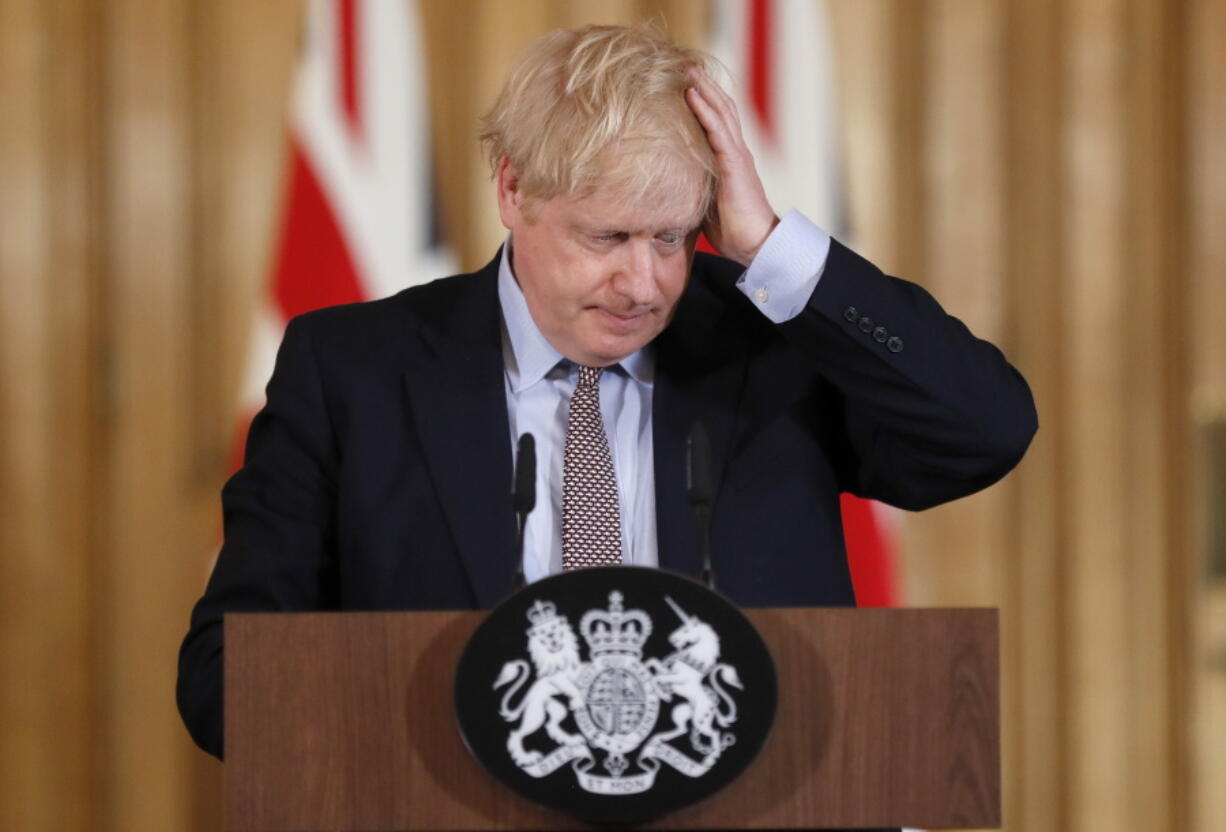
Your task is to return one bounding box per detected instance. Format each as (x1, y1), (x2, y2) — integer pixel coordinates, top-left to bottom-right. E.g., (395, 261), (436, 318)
(402, 261), (517, 608)
(653, 272), (748, 578)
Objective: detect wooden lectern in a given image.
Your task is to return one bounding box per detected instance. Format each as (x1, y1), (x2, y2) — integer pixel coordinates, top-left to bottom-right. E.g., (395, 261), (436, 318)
(224, 608), (999, 830)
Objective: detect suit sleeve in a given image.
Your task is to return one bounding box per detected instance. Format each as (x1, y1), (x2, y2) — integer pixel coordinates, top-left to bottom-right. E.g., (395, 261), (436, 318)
(177, 314), (340, 759)
(778, 239), (1038, 510)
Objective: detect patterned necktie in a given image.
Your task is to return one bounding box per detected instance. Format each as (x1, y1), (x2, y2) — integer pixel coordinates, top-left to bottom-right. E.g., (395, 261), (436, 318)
(561, 365), (623, 569)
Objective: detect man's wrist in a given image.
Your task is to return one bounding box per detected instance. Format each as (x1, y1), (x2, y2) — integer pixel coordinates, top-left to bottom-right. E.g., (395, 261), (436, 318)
(735, 210), (832, 323)
(736, 214), (782, 267)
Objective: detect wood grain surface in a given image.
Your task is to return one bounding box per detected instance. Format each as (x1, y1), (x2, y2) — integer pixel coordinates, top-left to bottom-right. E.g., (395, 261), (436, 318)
(225, 608), (999, 831)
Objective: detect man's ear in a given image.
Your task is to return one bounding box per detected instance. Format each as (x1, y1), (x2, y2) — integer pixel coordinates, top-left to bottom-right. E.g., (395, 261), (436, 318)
(495, 157), (524, 229)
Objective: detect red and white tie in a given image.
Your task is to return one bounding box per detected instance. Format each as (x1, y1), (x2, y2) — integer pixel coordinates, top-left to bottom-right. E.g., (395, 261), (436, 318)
(561, 365), (623, 569)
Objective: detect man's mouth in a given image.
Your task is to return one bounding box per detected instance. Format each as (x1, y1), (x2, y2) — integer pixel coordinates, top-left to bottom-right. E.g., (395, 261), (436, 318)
(593, 307), (650, 326)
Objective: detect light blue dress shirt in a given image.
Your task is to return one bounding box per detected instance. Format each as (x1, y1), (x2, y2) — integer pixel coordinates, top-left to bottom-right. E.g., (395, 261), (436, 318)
(499, 210), (831, 582)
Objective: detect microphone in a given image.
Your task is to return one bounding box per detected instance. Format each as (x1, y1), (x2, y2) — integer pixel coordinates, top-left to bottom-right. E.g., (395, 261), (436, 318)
(510, 433), (536, 591)
(512, 433), (536, 515)
(687, 423), (716, 589)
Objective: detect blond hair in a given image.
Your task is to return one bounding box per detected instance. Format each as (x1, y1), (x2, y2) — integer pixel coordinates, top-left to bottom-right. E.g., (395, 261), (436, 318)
(479, 22), (717, 221)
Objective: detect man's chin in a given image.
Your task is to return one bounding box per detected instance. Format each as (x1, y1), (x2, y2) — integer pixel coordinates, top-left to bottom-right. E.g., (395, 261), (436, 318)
(572, 333), (654, 367)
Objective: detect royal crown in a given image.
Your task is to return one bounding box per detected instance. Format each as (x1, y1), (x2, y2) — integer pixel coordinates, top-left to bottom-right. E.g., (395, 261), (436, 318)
(580, 591), (652, 658)
(525, 599), (569, 638)
(526, 599), (558, 626)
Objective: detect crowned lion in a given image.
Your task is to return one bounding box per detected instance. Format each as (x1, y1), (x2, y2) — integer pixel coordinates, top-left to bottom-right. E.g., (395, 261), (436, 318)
(493, 601), (587, 766)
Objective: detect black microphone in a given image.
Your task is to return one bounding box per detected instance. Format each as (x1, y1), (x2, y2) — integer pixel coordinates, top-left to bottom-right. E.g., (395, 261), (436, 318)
(511, 433), (536, 591)
(687, 422), (716, 589)
(513, 433), (536, 515)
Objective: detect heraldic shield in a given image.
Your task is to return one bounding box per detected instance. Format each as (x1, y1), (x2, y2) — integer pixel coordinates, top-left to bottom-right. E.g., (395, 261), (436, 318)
(454, 566), (778, 824)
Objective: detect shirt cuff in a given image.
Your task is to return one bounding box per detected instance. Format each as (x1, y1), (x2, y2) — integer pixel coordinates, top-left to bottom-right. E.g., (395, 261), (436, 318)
(735, 210), (832, 323)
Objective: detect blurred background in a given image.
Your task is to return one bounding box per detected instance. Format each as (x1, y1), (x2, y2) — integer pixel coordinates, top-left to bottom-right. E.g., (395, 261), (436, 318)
(1, 0), (1223, 830)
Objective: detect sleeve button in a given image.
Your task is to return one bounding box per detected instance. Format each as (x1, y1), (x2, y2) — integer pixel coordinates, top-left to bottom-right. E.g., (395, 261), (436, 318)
(887, 336), (904, 353)
(873, 326), (889, 343)
(858, 316), (874, 333)
(753, 286), (770, 303)
(843, 306), (859, 323)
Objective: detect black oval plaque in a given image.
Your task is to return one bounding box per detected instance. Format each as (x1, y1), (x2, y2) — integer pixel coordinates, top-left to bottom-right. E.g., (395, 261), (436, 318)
(454, 566), (777, 824)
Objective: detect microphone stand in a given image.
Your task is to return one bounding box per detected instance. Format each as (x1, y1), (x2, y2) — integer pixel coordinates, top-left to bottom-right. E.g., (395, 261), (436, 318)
(687, 422), (716, 590)
(510, 433), (535, 592)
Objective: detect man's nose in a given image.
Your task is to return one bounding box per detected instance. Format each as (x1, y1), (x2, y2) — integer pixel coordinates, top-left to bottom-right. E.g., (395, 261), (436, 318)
(613, 240), (657, 305)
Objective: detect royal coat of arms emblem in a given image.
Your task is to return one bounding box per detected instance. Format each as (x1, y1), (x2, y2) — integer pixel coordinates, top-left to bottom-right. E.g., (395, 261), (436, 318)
(493, 590), (743, 795)
(454, 565), (776, 823)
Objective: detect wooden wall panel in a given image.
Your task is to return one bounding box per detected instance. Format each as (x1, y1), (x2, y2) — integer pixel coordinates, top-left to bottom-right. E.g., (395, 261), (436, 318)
(1188, 1), (1226, 404)
(1058, 0), (1190, 828)
(908, 0), (1009, 607)
(189, 0), (303, 480)
(888, 0), (928, 281)
(419, 0), (548, 271)
(1189, 0), (1226, 827)
(915, 9), (1015, 832)
(1001, 1), (1070, 830)
(0, 1), (99, 830)
(100, 0), (199, 828)
(1119, 0), (1189, 825)
(185, 5), (305, 828)
(827, 0), (903, 271)
(418, 0), (492, 272)
(1063, 2), (1130, 828)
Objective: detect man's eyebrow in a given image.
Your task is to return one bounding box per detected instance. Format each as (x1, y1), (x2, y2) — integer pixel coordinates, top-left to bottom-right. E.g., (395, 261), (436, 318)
(649, 224), (700, 238)
(572, 220), (696, 235)
(648, 220), (700, 233)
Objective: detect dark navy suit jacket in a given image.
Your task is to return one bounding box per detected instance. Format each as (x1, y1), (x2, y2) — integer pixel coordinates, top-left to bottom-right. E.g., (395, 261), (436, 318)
(178, 241), (1036, 759)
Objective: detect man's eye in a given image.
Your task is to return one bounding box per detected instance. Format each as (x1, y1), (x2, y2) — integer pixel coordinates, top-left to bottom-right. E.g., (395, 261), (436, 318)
(656, 234), (683, 246)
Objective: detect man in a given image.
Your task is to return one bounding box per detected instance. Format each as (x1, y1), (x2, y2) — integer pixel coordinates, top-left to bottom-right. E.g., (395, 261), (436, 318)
(178, 23), (1036, 761)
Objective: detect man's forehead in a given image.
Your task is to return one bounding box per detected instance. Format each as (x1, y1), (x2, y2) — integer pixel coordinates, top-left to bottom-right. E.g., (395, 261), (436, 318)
(565, 189), (703, 232)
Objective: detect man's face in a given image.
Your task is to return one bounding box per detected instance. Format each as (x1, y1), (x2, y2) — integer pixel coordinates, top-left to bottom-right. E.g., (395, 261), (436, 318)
(497, 161), (702, 367)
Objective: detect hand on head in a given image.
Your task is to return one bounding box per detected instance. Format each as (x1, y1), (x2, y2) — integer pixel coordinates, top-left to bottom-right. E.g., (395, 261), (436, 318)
(683, 68), (779, 267)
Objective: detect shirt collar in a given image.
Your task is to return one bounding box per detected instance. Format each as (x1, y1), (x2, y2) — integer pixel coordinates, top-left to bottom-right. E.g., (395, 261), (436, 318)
(498, 236), (654, 392)
(499, 239), (561, 392)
